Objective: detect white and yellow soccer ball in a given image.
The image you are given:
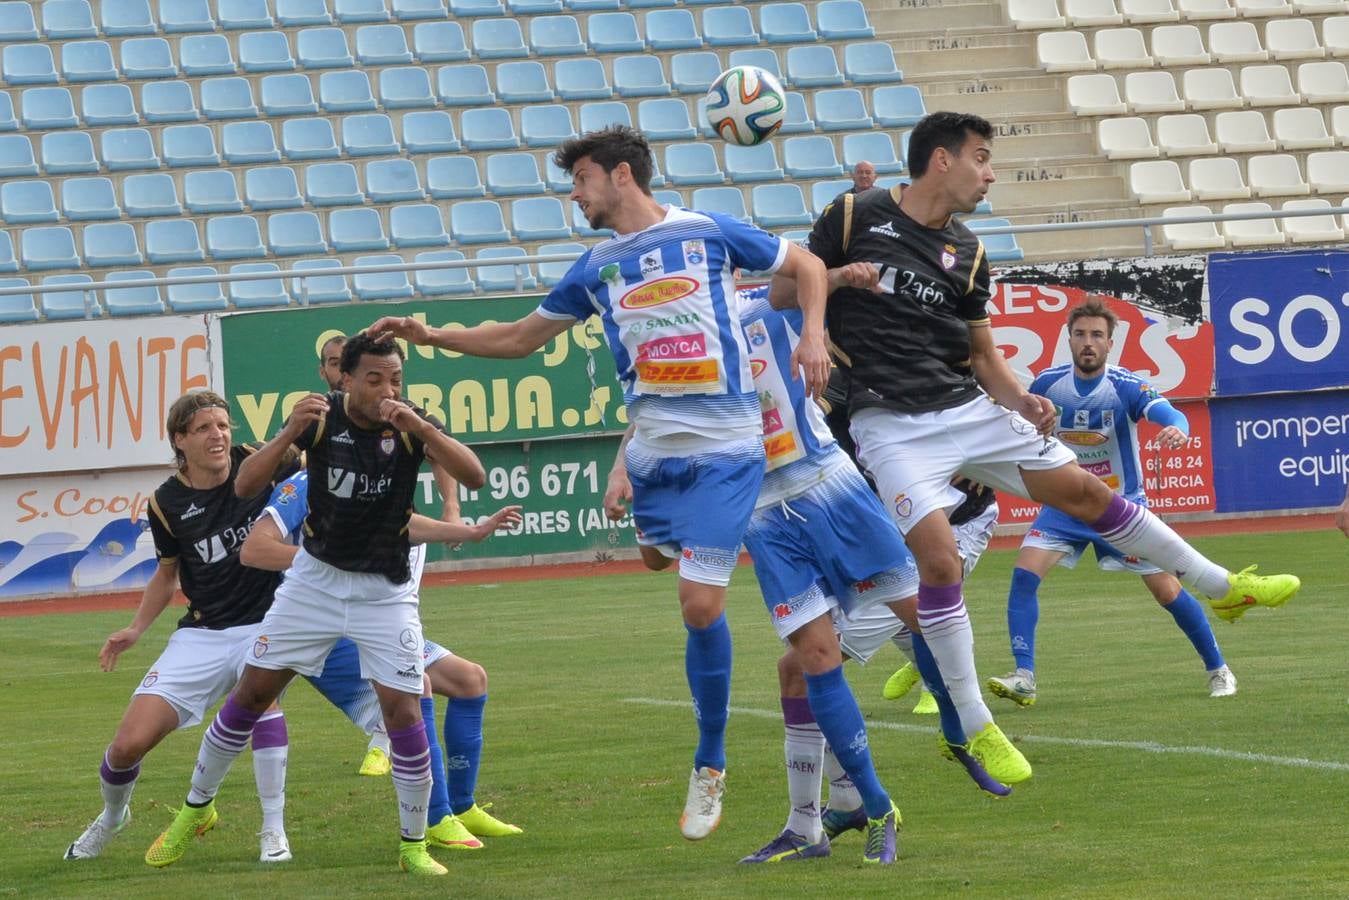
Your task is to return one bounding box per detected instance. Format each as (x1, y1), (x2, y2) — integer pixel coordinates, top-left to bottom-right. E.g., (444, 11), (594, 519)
(704, 65), (787, 147)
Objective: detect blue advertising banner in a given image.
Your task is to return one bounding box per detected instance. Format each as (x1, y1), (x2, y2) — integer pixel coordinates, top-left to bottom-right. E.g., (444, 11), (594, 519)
(1208, 249), (1349, 396)
(1209, 391), (1349, 513)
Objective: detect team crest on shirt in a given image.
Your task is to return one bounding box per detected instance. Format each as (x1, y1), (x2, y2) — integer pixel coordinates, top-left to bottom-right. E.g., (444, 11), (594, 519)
(893, 493), (913, 518)
(253, 635), (269, 658)
(745, 320), (768, 347)
(1103, 410), (1115, 429)
(380, 429), (396, 456)
(941, 244), (957, 270)
(141, 671), (159, 688)
(640, 251), (664, 278)
(682, 239), (704, 266)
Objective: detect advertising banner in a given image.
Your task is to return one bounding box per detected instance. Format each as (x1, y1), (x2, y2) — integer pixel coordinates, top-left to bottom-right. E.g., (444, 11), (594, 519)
(1209, 249), (1349, 396)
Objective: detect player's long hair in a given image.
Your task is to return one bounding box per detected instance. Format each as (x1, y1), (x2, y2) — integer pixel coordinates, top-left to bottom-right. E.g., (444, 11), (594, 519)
(166, 390), (231, 470)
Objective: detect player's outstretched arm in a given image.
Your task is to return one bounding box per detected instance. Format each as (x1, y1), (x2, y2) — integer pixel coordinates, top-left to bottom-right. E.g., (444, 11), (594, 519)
(969, 323), (1055, 433)
(99, 560), (179, 672)
(777, 243), (831, 398)
(409, 507), (523, 545)
(770, 262), (879, 310)
(240, 516), (299, 572)
(367, 312), (572, 360)
(235, 393), (328, 498)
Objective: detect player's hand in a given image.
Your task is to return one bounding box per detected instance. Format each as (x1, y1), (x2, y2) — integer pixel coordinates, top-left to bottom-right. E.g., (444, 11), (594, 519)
(791, 330), (831, 400)
(367, 315), (432, 345)
(1017, 393), (1057, 435)
(1155, 425), (1188, 450)
(828, 262), (881, 293)
(603, 471), (633, 521)
(99, 627), (140, 672)
(473, 505), (523, 541)
(379, 398), (422, 431)
(283, 393), (328, 437)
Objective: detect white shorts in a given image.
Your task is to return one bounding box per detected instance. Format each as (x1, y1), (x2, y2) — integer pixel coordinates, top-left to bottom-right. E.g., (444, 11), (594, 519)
(851, 396), (1077, 535)
(423, 639), (452, 668)
(834, 602), (903, 665)
(250, 548), (425, 695)
(954, 502), (999, 577)
(133, 623), (258, 727)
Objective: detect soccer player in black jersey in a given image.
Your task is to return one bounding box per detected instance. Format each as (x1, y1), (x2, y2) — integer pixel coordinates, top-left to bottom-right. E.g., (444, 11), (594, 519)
(778, 111), (1301, 784)
(65, 391), (299, 865)
(148, 333), (487, 877)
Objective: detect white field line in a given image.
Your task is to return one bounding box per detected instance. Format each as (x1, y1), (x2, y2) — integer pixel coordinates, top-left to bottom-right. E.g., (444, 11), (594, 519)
(622, 697), (1349, 774)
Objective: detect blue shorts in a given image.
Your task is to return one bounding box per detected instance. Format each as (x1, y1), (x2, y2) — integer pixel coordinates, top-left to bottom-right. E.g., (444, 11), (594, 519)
(745, 464), (918, 639)
(627, 437), (765, 587)
(1023, 502), (1162, 575)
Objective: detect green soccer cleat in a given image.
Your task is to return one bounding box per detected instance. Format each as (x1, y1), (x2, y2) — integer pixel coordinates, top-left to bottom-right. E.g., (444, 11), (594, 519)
(1208, 566), (1301, 623)
(427, 815), (483, 850)
(144, 801), (218, 868)
(359, 747), (391, 777)
(456, 803), (522, 837)
(398, 839), (448, 876)
(967, 723), (1032, 785)
(987, 669), (1038, 707)
(911, 690), (938, 715)
(881, 663), (920, 701)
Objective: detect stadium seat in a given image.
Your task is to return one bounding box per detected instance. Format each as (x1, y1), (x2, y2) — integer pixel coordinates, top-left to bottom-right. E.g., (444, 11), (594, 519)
(228, 263), (289, 309)
(588, 13), (644, 52)
(415, 249), (474, 295)
(1098, 116), (1160, 158)
(342, 113), (400, 155)
(181, 34), (237, 76)
(437, 64), (495, 104)
(1, 180), (56, 224)
(278, 0), (333, 24)
(1281, 198), (1344, 241)
(521, 104), (577, 147)
(1214, 110), (1277, 152)
(654, 189), (683, 206)
(390, 203), (450, 247)
(289, 258), (352, 303)
(1178, 0), (1236, 15)
(782, 135), (844, 178)
(579, 101), (632, 135)
(282, 116), (341, 159)
(1148, 24), (1209, 66)
(305, 162), (364, 206)
(614, 55), (672, 97)
(160, 0), (216, 32)
(666, 142), (724, 184)
(810, 178), (851, 215)
(41, 131), (97, 174)
(536, 241), (584, 287)
(1065, 0), (1123, 24)
(451, 199), (509, 242)
(402, 110), (461, 152)
(380, 66), (436, 107)
(530, 15), (585, 55)
(1248, 153), (1311, 196)
(474, 247), (536, 292)
(165, 266), (228, 313)
(337, 0), (393, 23)
(0, 231), (16, 273)
(724, 142), (783, 181)
(1327, 17), (1349, 56)
(366, 157), (425, 201)
(1332, 105), (1349, 144)
(240, 31), (297, 72)
(1159, 205), (1225, 249)
(320, 70), (377, 112)
(1037, 31), (1096, 71)
(81, 83), (139, 126)
(700, 6), (758, 46)
(1123, 71), (1184, 112)
(637, 98), (695, 139)
(1129, 159), (1191, 202)
(451, 0), (505, 14)
(843, 132), (903, 173)
(61, 39), (117, 82)
(1189, 156), (1253, 199)
(123, 173), (183, 216)
(730, 48), (784, 81)
(690, 186), (749, 221)
(497, 60), (554, 103)
(556, 58), (613, 99)
(1157, 113), (1220, 155)
(21, 225), (79, 270)
(1183, 67), (1243, 108)
(427, 155), (486, 197)
(1306, 149), (1349, 190)
(83, 222), (143, 267)
(566, 0), (620, 10)
(817, 0), (874, 38)
(62, 176), (121, 220)
(966, 218), (1024, 261)
(845, 42), (904, 83)
(222, 120), (281, 163)
(786, 46), (843, 87)
(1273, 107), (1334, 148)
(22, 86), (78, 129)
(545, 155), (573, 191)
(1241, 64), (1300, 104)
(266, 210), (328, 254)
(104, 272), (165, 316)
(41, 0), (94, 39)
(201, 77), (259, 119)
(0, 91), (15, 130)
(670, 51), (721, 94)
(473, 18), (528, 58)
(101, 0), (156, 35)
(1209, 21), (1267, 62)
(352, 254), (414, 301)
(1234, 0), (1290, 15)
(162, 124), (220, 167)
(219, 0), (275, 28)
(1299, 61), (1349, 102)
(0, 133), (36, 176)
(779, 91), (815, 133)
(1094, 27), (1152, 67)
(511, 196), (571, 239)
(462, 107), (521, 149)
(510, 0), (562, 13)
(646, 9), (702, 49)
(245, 166), (303, 210)
(101, 128), (160, 171)
(0, 278), (37, 322)
(1266, 18), (1324, 60)
(261, 73), (319, 115)
(413, 21), (470, 61)
(185, 170), (245, 212)
(751, 183), (811, 226)
(119, 37), (177, 78)
(1008, 0), (1067, 27)
(814, 88), (873, 130)
(141, 81), (199, 123)
(330, 207), (390, 250)
(761, 3), (816, 42)
(485, 151), (545, 195)
(298, 27), (354, 68)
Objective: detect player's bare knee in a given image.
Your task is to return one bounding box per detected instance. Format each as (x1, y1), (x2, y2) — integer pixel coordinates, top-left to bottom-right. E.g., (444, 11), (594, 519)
(106, 734), (149, 769)
(463, 662), (488, 696)
(639, 546), (673, 570)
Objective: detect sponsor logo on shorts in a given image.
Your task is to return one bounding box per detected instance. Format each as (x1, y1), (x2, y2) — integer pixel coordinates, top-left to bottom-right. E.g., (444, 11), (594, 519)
(893, 493), (912, 518)
(1124, 555), (1141, 564)
(1060, 430), (1108, 446)
(181, 502), (205, 521)
(681, 545), (736, 570)
(637, 332), (706, 361)
(1027, 528), (1043, 538)
(253, 636), (268, 658)
(636, 358), (719, 387)
(395, 667), (419, 680)
(141, 671), (158, 688)
(682, 239), (704, 266)
(333, 429), (356, 445)
(380, 429), (396, 456)
(619, 276), (698, 310)
(854, 578), (877, 594)
(399, 628), (418, 651)
(773, 602), (793, 619)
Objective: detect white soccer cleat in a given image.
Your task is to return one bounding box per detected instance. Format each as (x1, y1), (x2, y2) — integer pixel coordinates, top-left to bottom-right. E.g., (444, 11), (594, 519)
(679, 766), (725, 841)
(987, 669), (1038, 707)
(1207, 665), (1237, 698)
(259, 828), (293, 863)
(65, 807), (131, 860)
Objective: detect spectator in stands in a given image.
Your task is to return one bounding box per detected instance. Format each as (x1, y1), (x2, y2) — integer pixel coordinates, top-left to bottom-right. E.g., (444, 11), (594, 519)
(850, 160), (876, 193)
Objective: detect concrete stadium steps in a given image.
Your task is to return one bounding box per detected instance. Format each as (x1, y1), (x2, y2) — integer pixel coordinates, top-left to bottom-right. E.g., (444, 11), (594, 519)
(868, 0), (1009, 31)
(884, 31), (1038, 78)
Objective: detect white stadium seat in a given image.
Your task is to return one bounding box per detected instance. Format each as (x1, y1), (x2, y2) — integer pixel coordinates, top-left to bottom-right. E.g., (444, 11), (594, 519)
(1125, 70), (1185, 110)
(1281, 198), (1346, 241)
(1038, 31), (1097, 70)
(1265, 18), (1325, 59)
(1215, 109), (1277, 151)
(1157, 112), (1220, 154)
(1095, 27), (1154, 67)
(1298, 61), (1349, 102)
(1273, 106), (1335, 148)
(1184, 66), (1244, 108)
(1177, 0), (1237, 18)
(1162, 205), (1227, 248)
(1241, 63), (1301, 104)
(1065, 0), (1125, 25)
(1009, 0), (1067, 28)
(1130, 158), (1192, 201)
(1151, 24), (1211, 65)
(1123, 0), (1180, 21)
(1209, 21), (1269, 61)
(1248, 152), (1312, 196)
(1234, 0), (1292, 16)
(1189, 156), (1254, 198)
(1306, 149), (1349, 191)
(1098, 116), (1161, 157)
(1331, 104), (1349, 144)
(1325, 17), (1349, 56)
(1067, 72), (1128, 113)
(1222, 200), (1286, 244)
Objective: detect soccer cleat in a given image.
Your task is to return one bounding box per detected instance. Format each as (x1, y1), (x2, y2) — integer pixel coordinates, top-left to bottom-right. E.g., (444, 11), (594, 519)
(820, 805), (867, 840)
(258, 829), (292, 863)
(881, 663), (920, 701)
(1209, 566), (1300, 623)
(359, 746), (391, 777)
(398, 839), (448, 876)
(1207, 665), (1238, 698)
(967, 723), (1032, 785)
(862, 801), (901, 865)
(144, 801), (218, 868)
(679, 766), (725, 841)
(937, 736), (1013, 798)
(455, 803), (521, 837)
(987, 669), (1037, 707)
(911, 690), (938, 715)
(65, 806), (131, 860)
(427, 814), (484, 849)
(738, 829), (831, 864)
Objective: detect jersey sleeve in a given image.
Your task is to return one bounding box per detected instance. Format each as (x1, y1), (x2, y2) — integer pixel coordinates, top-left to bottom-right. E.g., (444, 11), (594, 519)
(1142, 394), (1189, 436)
(805, 195), (847, 269)
(262, 473), (309, 540)
(959, 246), (992, 325)
(536, 251), (593, 321)
(709, 213), (788, 275)
(289, 416), (321, 451)
(1028, 370), (1054, 396)
(148, 492), (179, 563)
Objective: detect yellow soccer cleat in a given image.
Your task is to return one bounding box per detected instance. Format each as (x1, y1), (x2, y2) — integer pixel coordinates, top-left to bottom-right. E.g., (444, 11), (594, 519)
(881, 663), (920, 701)
(911, 690), (938, 715)
(967, 723), (1032, 785)
(456, 803), (523, 837)
(144, 801), (218, 868)
(359, 747), (391, 777)
(398, 839), (449, 876)
(1208, 566), (1301, 623)
(426, 815), (483, 850)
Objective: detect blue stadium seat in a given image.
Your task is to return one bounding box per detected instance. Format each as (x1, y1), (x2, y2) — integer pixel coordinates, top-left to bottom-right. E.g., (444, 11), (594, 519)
(380, 66), (435, 108)
(780, 91), (814, 133)
(119, 37), (177, 78)
(62, 40), (117, 82)
(666, 142), (723, 185)
(873, 84), (926, 127)
(555, 58), (611, 100)
(413, 22), (470, 61)
(3, 42), (57, 84)
(277, 0), (332, 25)
(228, 263), (289, 308)
(390, 203), (449, 247)
(472, 18), (527, 59)
(786, 46), (842, 88)
(282, 117), (340, 159)
(426, 155), (485, 198)
(486, 152), (545, 195)
(336, 0), (392, 23)
(546, 156), (571, 191)
(261, 73), (319, 115)
(185, 170), (244, 212)
(289, 258), (351, 303)
(22, 86), (78, 129)
(181, 34), (238, 75)
(165, 266), (228, 313)
(628, 0), (675, 9)
(341, 113), (399, 156)
(42, 275), (102, 319)
(702, 6), (759, 46)
(101, 0), (156, 35)
(161, 124), (220, 167)
(751, 183), (810, 226)
(266, 210), (328, 254)
(141, 81), (198, 122)
(436, 64), (494, 104)
(201, 77), (258, 119)
(123, 173), (183, 216)
(521, 104), (576, 147)
(102, 128), (160, 170)
(366, 157), (424, 201)
(451, 199), (508, 243)
(207, 214), (266, 259)
(0, 231), (16, 272)
(83, 222), (143, 266)
(645, 9), (702, 50)
(2, 181), (57, 224)
(497, 60), (554, 103)
(402, 110), (460, 152)
(0, 91), (15, 130)
(222, 120), (281, 162)
(474, 247), (536, 291)
(842, 131), (903, 173)
(450, 0), (505, 14)
(320, 70), (377, 112)
(143, 221), (204, 261)
(240, 31), (296, 72)
(537, 241), (584, 286)
(40, 0), (91, 39)
(305, 161), (364, 206)
(104, 272), (165, 316)
(815, 88), (872, 131)
(530, 16), (585, 55)
(638, 98), (696, 139)
(783, 135), (843, 177)
(298, 27), (354, 68)
(415, 249), (473, 295)
(0, 134), (36, 176)
(566, 0), (619, 10)
(509, 0), (562, 13)
(725, 142), (783, 182)
(614, 56), (671, 97)
(810, 177), (850, 214)
(587, 13), (643, 53)
(671, 51), (721, 94)
(966, 218), (1023, 261)
(462, 107), (520, 150)
(728, 47), (782, 81)
(817, 0), (874, 37)
(357, 23), (413, 63)
(81, 83), (139, 126)
(246, 166), (303, 210)
(330, 207), (390, 251)
(21, 226), (79, 270)
(579, 99), (631, 132)
(690, 186), (748, 221)
(41, 131), (98, 174)
(0, 278), (37, 322)
(62, 176), (121, 220)
(353, 254), (415, 300)
(760, 3), (815, 43)
(394, 0), (449, 19)
(161, 0), (216, 32)
(845, 43), (903, 84)
(219, 0), (275, 28)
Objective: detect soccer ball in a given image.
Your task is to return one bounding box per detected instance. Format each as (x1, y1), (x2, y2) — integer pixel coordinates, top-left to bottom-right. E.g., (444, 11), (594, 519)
(704, 66), (786, 147)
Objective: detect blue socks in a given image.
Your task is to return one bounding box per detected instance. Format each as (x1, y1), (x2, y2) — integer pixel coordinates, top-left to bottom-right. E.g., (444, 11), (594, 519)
(1007, 567), (1041, 672)
(1163, 589), (1225, 670)
(686, 613), (732, 773)
(911, 632), (965, 746)
(422, 696), (451, 825)
(444, 694), (487, 816)
(805, 665), (891, 819)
